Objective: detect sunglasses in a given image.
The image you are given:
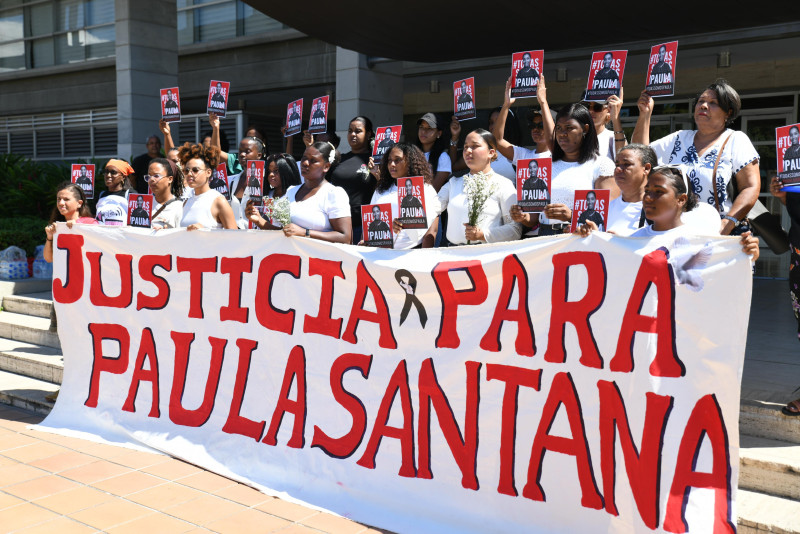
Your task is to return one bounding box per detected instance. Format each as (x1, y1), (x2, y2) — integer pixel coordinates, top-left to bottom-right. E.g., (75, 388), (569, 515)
(585, 103), (607, 112)
(184, 166), (208, 175)
(528, 121), (544, 129)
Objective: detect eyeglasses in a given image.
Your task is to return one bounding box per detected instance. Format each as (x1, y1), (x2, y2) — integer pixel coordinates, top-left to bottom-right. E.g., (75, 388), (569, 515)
(102, 168), (121, 176)
(585, 103), (607, 112)
(184, 166), (208, 175)
(144, 174), (166, 183)
(528, 121), (544, 129)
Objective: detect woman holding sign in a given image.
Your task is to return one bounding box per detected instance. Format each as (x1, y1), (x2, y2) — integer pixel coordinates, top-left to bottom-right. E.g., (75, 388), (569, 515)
(145, 158), (185, 229)
(43, 182), (97, 263)
(95, 159), (136, 226)
(632, 79), (760, 235)
(431, 129), (522, 245)
(178, 143), (237, 231)
(366, 143), (440, 249)
(245, 153), (302, 230)
(330, 116), (376, 244)
(493, 74), (554, 167)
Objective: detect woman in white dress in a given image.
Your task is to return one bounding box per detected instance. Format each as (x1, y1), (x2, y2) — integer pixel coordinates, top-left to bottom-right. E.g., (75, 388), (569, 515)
(178, 143), (237, 230)
(145, 158), (184, 229)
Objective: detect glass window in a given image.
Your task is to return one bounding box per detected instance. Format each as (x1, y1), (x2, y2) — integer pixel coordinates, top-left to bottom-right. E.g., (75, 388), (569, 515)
(84, 24), (113, 59)
(0, 41), (25, 72)
(36, 129), (61, 157)
(177, 10), (193, 46)
(86, 0), (113, 26)
(195, 3), (236, 42)
(31, 37), (55, 68)
(28, 3), (54, 37)
(242, 3), (282, 36)
(0, 8), (24, 42)
(57, 0), (85, 32)
(55, 30), (85, 64)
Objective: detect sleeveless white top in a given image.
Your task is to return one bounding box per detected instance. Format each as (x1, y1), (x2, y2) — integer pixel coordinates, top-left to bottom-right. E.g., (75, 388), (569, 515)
(180, 189), (222, 229)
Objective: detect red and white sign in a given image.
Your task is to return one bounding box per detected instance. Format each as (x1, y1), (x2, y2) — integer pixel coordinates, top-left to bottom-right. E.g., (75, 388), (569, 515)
(776, 123), (800, 185)
(212, 163), (229, 199)
(585, 51), (627, 102)
(127, 193), (153, 228)
(71, 163), (95, 200)
(245, 160), (265, 199)
(570, 189), (610, 232)
(396, 176), (426, 229)
(372, 125), (402, 165)
(41, 226), (752, 534)
(285, 99), (304, 137)
(645, 41), (678, 97)
(516, 157), (551, 213)
(160, 87), (181, 123)
(207, 80), (230, 118)
(361, 203), (393, 248)
(308, 96), (330, 135)
(454, 77), (476, 121)
(510, 50), (543, 98)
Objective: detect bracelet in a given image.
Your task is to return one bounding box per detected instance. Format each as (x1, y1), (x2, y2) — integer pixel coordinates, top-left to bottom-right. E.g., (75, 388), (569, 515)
(614, 136), (626, 141)
(722, 215), (739, 224)
(305, 228), (310, 237)
(46, 238), (53, 242)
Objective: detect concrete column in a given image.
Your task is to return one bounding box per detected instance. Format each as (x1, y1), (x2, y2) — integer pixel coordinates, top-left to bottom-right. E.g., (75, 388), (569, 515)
(115, 0), (178, 161)
(335, 48), (403, 154)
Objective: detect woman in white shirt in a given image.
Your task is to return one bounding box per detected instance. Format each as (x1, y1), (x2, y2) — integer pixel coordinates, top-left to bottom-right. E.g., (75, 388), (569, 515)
(245, 153), (302, 230)
(415, 113), (453, 191)
(278, 142), (352, 244)
(145, 158), (184, 229)
(606, 144), (656, 235)
(179, 143), (237, 230)
(431, 129), (522, 246)
(493, 74), (554, 168)
(366, 143), (440, 249)
(511, 103), (616, 236)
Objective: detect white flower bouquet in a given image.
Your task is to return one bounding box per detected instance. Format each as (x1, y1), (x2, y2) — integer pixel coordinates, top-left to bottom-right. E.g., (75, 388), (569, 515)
(463, 171), (496, 242)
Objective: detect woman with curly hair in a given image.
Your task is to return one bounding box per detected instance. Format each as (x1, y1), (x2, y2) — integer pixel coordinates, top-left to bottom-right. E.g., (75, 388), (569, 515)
(178, 143), (237, 230)
(366, 143), (440, 249)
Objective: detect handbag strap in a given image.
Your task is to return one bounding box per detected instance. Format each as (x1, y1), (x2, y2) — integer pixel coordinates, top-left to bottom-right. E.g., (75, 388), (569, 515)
(711, 133), (733, 214)
(151, 197), (179, 220)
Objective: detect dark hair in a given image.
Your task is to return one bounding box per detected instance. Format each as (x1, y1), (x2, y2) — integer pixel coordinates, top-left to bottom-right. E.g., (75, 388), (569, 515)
(349, 116), (375, 143)
(376, 143), (433, 193)
(201, 129), (230, 153)
(49, 182), (93, 224)
(414, 112), (449, 172)
(618, 143), (657, 169)
(701, 79), (741, 126)
(242, 136), (266, 158)
(265, 153), (302, 195)
(245, 124), (269, 153)
(490, 106), (521, 146)
(551, 103), (598, 164)
(178, 142), (220, 173)
(148, 157), (185, 199)
(309, 141), (341, 179)
(650, 165), (698, 212)
(316, 130), (341, 151)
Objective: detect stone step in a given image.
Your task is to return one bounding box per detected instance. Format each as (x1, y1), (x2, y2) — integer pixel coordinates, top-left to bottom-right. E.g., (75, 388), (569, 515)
(2, 294), (54, 318)
(740, 399), (800, 445)
(0, 278), (52, 300)
(740, 434), (800, 501)
(0, 368), (57, 416)
(737, 488), (800, 534)
(0, 337), (62, 384)
(0, 311), (59, 349)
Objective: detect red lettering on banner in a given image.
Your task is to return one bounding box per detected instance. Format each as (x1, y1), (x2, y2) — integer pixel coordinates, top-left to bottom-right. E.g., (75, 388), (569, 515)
(545, 252), (606, 369)
(303, 258), (345, 339)
(85, 323), (130, 408)
(664, 394), (735, 534)
(311, 353), (373, 458)
(417, 359), (481, 490)
(254, 254), (301, 335)
(176, 257), (218, 319)
(486, 364), (542, 496)
(480, 254), (536, 356)
(357, 360), (416, 477)
(52, 234), (85, 303)
(598, 380), (673, 529)
(611, 248), (685, 377)
(342, 261), (397, 349)
(122, 327), (161, 418)
(523, 372), (604, 510)
(136, 255), (172, 311)
(432, 261), (489, 349)
(221, 338), (264, 441)
(220, 257), (252, 323)
(168, 333), (226, 427)
(263, 345), (307, 448)
(87, 252), (133, 308)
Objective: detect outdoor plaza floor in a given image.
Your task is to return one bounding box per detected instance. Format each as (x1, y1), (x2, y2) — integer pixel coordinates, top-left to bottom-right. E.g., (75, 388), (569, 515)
(0, 278), (797, 533)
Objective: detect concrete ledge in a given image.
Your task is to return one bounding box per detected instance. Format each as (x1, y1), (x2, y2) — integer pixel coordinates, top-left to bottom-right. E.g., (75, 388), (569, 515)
(0, 279), (52, 300)
(740, 400), (800, 445)
(0, 338), (62, 384)
(740, 435), (800, 501)
(0, 370), (57, 416)
(738, 489), (800, 534)
(2, 295), (53, 319)
(0, 312), (60, 349)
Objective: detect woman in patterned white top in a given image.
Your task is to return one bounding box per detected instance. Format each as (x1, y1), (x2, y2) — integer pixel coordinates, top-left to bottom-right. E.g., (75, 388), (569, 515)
(632, 79), (760, 235)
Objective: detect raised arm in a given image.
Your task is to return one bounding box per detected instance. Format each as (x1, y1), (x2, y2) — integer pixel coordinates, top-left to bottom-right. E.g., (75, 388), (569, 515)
(631, 90), (654, 145)
(537, 74), (555, 152)
(159, 119), (174, 154)
(492, 77), (517, 162)
(449, 116), (467, 173)
(209, 113), (229, 165)
(607, 86), (627, 154)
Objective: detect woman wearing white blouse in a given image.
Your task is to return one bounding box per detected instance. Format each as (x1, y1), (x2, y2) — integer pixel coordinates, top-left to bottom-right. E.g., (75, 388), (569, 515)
(431, 129), (522, 245)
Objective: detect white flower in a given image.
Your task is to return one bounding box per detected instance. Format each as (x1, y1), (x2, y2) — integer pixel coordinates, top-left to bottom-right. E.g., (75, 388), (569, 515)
(463, 171), (497, 227)
(272, 196), (292, 227)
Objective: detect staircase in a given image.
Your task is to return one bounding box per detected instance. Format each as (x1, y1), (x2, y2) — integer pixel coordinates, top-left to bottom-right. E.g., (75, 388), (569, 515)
(0, 281), (798, 532)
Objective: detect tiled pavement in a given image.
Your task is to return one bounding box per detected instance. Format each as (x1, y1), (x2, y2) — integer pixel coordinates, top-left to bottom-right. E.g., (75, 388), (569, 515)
(0, 405), (385, 534)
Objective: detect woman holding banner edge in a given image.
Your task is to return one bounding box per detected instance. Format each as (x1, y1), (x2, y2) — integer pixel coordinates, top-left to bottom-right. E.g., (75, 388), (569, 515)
(632, 79), (760, 235)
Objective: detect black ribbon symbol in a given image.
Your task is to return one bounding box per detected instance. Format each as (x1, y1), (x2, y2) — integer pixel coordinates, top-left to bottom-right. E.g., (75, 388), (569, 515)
(395, 269), (427, 327)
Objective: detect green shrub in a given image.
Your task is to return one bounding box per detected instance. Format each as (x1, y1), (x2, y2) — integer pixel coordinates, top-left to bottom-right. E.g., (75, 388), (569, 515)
(0, 217), (49, 256)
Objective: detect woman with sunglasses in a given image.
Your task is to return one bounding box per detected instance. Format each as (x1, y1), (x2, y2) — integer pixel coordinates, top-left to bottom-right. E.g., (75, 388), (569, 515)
(145, 158), (185, 229)
(95, 159), (136, 226)
(178, 143), (237, 230)
(584, 89), (626, 161)
(245, 153), (302, 229)
(493, 74), (554, 168)
(632, 79), (760, 235)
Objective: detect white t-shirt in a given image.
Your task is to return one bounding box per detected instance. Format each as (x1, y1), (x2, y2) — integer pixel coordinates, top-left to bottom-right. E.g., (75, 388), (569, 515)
(650, 129), (759, 213)
(596, 128), (616, 161)
(607, 196), (644, 236)
(681, 202), (722, 235)
(286, 181), (351, 232)
(95, 190), (129, 226)
(491, 152), (516, 182)
(541, 156), (615, 225)
(424, 151), (452, 174)
(512, 146), (552, 166)
(152, 198), (184, 229)
(370, 183), (441, 249)
(436, 171), (522, 245)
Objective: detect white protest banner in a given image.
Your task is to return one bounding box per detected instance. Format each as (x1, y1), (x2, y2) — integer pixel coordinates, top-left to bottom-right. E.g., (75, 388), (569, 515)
(40, 226), (751, 534)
